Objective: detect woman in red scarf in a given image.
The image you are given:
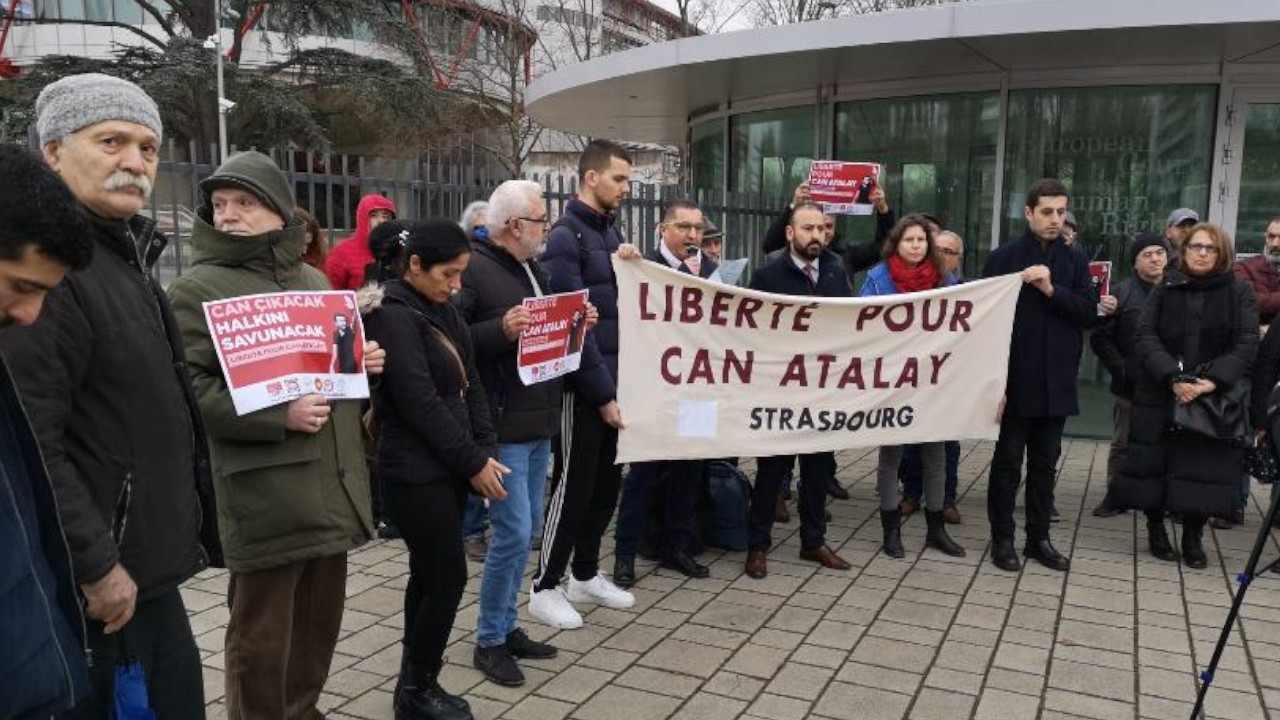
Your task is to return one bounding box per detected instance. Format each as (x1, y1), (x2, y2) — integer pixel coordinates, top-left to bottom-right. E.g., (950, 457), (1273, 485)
(859, 216), (965, 559)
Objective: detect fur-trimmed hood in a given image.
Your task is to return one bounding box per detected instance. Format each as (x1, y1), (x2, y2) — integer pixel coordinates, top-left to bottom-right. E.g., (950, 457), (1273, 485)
(356, 281), (385, 315)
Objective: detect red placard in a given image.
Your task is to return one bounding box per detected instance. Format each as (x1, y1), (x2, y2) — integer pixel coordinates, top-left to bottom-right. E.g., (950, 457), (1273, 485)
(202, 291), (370, 415)
(1089, 261), (1112, 298)
(807, 161), (882, 215)
(518, 290), (590, 385)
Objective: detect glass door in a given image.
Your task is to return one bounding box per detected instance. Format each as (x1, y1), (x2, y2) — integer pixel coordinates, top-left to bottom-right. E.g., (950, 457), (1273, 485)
(1216, 87), (1280, 252)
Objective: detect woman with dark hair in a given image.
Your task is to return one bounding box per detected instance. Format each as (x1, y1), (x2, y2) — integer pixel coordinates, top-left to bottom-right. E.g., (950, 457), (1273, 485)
(295, 207), (329, 276)
(1117, 222), (1258, 568)
(859, 215), (965, 559)
(360, 219), (509, 720)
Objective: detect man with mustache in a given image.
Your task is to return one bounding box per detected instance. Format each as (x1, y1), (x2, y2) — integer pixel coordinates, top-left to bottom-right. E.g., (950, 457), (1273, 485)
(0, 73), (213, 718)
(742, 202), (853, 579)
(1233, 216), (1280, 326)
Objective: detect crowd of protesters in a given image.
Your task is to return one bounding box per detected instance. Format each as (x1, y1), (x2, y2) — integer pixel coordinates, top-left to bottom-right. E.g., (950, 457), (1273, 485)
(2, 72), (1277, 720)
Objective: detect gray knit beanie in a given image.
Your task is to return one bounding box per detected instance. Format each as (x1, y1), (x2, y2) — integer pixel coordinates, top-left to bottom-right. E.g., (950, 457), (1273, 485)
(35, 73), (163, 146)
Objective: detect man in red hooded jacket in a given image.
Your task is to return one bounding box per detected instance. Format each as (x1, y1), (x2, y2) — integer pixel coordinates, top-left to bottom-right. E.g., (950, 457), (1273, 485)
(325, 194), (397, 291)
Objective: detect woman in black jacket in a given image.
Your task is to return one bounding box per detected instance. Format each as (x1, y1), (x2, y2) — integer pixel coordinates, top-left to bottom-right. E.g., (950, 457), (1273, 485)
(361, 220), (508, 720)
(1116, 223), (1259, 569)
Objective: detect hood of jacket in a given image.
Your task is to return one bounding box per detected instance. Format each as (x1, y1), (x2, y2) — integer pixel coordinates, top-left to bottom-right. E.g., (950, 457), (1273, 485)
(188, 212), (309, 282)
(343, 194), (398, 250)
(197, 150), (296, 224)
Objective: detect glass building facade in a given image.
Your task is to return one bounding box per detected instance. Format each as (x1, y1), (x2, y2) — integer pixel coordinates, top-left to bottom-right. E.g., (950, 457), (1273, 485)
(690, 84), (1234, 437)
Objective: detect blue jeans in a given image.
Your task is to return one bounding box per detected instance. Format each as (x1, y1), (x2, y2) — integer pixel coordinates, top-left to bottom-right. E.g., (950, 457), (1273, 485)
(477, 439), (550, 648)
(901, 441), (960, 506)
(461, 494), (488, 540)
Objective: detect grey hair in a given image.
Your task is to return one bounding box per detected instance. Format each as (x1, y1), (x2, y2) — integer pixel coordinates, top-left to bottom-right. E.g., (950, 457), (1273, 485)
(487, 180), (545, 236)
(459, 201), (490, 234)
(937, 230), (964, 248)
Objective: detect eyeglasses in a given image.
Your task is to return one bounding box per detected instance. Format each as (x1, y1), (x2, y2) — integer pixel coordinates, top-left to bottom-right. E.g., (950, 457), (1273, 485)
(665, 222), (705, 234)
(516, 216), (550, 228)
(937, 248), (961, 257)
(1185, 242), (1220, 256)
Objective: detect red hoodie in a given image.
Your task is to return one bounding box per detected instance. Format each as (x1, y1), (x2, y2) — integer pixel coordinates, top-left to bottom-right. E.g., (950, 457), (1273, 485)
(325, 194), (398, 291)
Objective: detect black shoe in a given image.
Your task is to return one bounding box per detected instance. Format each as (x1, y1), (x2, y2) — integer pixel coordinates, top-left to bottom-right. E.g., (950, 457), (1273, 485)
(505, 628), (557, 660)
(991, 538), (1021, 572)
(1210, 516), (1235, 530)
(396, 666), (472, 720)
(377, 520), (402, 540)
(826, 477), (850, 500)
(613, 555), (636, 588)
(662, 549), (710, 579)
(1092, 501), (1123, 518)
(1147, 521), (1179, 562)
(925, 510), (966, 557)
(474, 644), (524, 687)
(880, 509), (904, 558)
(1049, 504), (1061, 523)
(1182, 527), (1208, 569)
(1023, 539), (1070, 571)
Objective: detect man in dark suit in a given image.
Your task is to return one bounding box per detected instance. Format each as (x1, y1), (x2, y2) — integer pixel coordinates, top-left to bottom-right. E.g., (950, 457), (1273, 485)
(982, 178), (1097, 573)
(612, 200), (718, 587)
(743, 202), (853, 580)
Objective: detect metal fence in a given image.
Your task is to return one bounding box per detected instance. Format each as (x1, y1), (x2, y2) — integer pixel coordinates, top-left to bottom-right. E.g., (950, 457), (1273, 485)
(127, 140), (787, 286)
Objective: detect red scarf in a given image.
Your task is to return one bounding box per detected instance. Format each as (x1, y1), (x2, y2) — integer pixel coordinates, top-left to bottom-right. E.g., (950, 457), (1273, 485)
(887, 254), (940, 293)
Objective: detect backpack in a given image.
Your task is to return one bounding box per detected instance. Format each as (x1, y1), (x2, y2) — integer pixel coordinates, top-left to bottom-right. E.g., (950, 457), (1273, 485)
(703, 460), (751, 551)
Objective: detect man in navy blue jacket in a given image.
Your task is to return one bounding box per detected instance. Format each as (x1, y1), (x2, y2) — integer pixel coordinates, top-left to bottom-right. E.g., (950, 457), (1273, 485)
(530, 140), (633, 630)
(982, 179), (1097, 573)
(743, 203), (854, 580)
(0, 145), (94, 720)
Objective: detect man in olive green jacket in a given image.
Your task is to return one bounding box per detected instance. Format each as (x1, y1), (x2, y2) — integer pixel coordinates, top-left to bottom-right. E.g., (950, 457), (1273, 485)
(168, 150), (385, 720)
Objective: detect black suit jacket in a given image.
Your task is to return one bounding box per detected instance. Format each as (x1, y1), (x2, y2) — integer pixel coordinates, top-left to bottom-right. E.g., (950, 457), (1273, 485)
(748, 249), (852, 298)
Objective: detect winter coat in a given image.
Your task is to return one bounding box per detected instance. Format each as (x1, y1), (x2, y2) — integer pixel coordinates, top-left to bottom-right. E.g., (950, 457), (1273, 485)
(1089, 275), (1158, 399)
(325, 194), (398, 291)
(0, 358), (90, 720)
(1232, 254), (1280, 324)
(168, 215), (372, 573)
(858, 261), (957, 297)
(1251, 325), (1280, 431)
(456, 238), (611, 443)
(981, 232), (1098, 418)
(541, 198), (623, 402)
(761, 206), (895, 274)
(362, 280), (497, 487)
(749, 249), (852, 299)
(1114, 270), (1259, 518)
(0, 212), (208, 598)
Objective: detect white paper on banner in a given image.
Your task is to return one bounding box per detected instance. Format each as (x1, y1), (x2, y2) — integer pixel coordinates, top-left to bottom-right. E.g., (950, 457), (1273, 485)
(517, 289), (590, 385)
(202, 290), (371, 416)
(612, 258), (1024, 463)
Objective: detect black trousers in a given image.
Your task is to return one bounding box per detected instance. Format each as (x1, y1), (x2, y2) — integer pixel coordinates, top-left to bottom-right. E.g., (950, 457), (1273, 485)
(535, 393), (622, 591)
(385, 481), (468, 670)
(987, 415), (1066, 542)
(59, 586), (205, 720)
(749, 453), (833, 551)
(614, 460), (703, 558)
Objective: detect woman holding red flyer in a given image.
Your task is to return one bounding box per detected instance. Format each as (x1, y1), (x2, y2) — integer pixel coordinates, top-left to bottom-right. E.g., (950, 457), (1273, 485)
(859, 215), (966, 560)
(361, 219), (509, 720)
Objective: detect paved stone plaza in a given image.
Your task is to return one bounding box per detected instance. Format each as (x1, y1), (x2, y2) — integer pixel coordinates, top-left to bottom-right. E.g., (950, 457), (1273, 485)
(188, 440), (1280, 720)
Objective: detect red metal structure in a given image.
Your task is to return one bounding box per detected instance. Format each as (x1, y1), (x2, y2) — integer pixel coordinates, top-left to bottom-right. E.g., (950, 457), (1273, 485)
(0, 0), (23, 78)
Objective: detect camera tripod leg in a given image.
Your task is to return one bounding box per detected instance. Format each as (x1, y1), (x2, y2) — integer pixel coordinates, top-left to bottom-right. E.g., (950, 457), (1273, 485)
(1188, 479), (1280, 720)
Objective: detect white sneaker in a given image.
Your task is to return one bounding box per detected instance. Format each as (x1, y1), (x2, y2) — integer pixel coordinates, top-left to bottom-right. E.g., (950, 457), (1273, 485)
(528, 587), (583, 629)
(566, 574), (635, 609)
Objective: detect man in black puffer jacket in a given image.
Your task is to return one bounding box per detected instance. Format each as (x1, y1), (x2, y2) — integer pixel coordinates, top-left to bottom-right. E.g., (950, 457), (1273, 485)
(458, 180), (611, 687)
(532, 140), (632, 630)
(0, 74), (210, 718)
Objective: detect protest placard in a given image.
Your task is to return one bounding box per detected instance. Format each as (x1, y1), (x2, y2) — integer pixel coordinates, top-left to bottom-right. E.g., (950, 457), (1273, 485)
(613, 258), (1023, 463)
(807, 160), (882, 215)
(518, 289), (590, 385)
(1088, 261), (1112, 298)
(203, 291), (370, 416)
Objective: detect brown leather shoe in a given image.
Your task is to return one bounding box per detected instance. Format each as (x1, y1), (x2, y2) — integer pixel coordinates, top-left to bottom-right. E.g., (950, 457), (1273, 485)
(774, 495), (790, 523)
(942, 504), (962, 524)
(745, 550), (768, 579)
(799, 545), (851, 570)
(899, 497), (920, 517)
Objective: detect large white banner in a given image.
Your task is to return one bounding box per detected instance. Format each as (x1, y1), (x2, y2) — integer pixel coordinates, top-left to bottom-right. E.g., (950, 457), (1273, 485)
(613, 257), (1024, 463)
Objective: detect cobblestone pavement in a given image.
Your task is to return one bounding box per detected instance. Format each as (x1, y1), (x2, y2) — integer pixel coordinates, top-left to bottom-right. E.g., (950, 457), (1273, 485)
(189, 440), (1280, 720)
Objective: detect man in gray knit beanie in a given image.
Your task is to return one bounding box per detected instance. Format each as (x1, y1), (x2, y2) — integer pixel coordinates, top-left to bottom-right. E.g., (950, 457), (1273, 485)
(1, 73), (211, 718)
(36, 73), (162, 222)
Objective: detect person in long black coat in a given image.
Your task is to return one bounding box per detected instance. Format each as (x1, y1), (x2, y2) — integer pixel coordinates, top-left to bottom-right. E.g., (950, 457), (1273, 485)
(1115, 223), (1259, 569)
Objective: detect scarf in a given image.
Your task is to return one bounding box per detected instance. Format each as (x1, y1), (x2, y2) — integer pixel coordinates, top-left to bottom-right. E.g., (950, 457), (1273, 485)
(888, 254), (940, 293)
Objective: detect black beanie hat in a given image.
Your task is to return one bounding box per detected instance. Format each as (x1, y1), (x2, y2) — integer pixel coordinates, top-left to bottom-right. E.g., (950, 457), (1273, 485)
(1127, 231), (1172, 268)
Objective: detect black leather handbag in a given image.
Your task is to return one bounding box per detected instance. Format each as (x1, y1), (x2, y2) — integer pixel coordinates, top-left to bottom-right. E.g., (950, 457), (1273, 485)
(1173, 382), (1250, 444)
